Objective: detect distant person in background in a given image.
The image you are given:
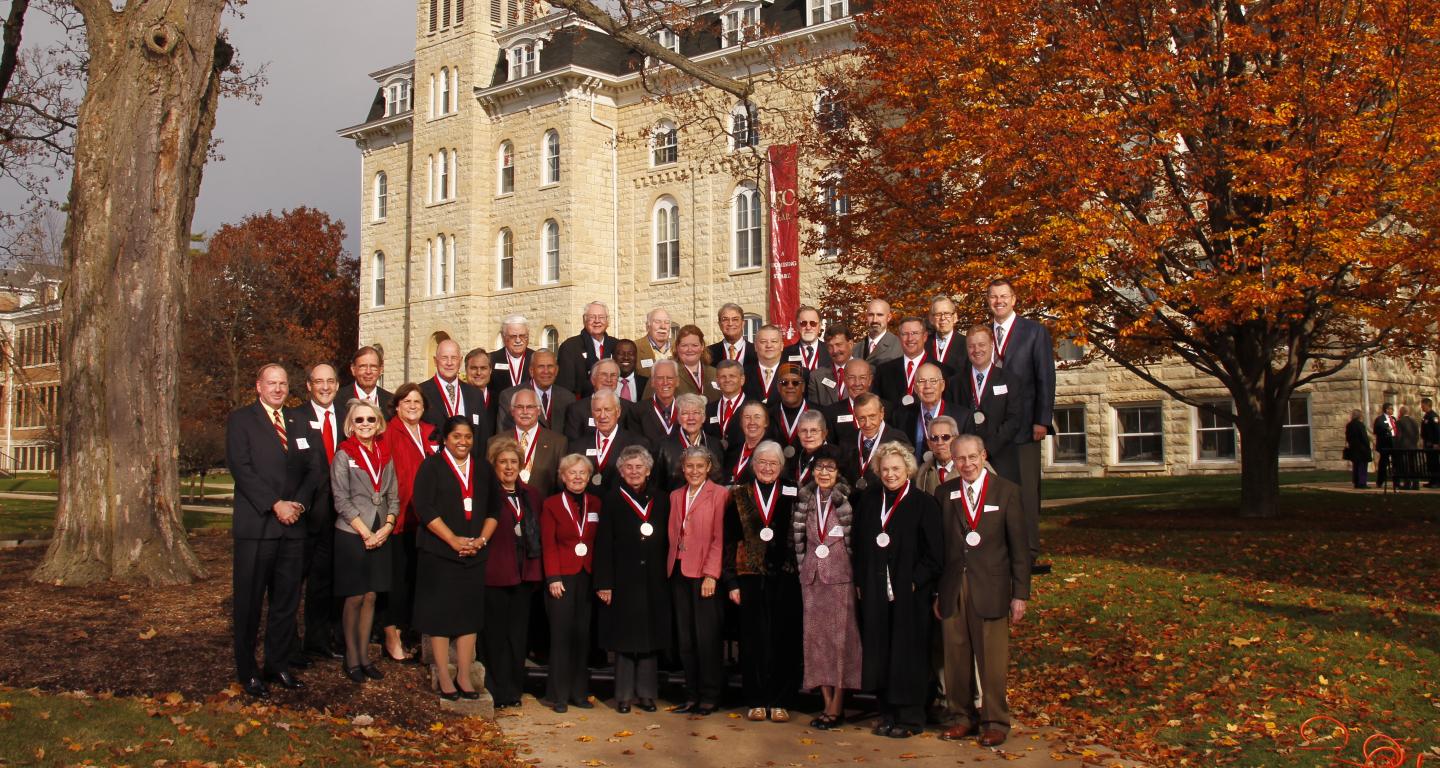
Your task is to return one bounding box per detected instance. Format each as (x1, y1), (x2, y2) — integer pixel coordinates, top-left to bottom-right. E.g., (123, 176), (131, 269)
(1373, 403), (1397, 489)
(1344, 410), (1371, 489)
(1398, 405), (1421, 490)
(1421, 398), (1440, 488)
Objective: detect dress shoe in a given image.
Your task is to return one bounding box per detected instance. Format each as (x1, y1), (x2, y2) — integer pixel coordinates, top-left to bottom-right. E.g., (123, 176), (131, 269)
(1031, 562), (1052, 575)
(694, 704), (717, 716)
(264, 670), (306, 690)
(458, 688), (481, 701)
(941, 722), (979, 741)
(288, 656), (312, 670)
(672, 702), (697, 714)
(979, 728), (1008, 747)
(637, 699), (657, 713)
(769, 707), (790, 723)
(438, 687), (460, 701)
(552, 702), (569, 713)
(344, 665), (367, 683)
(747, 707), (768, 722)
(361, 664), (384, 681)
(616, 701), (632, 714)
(885, 725), (922, 739)
(570, 698), (594, 709)
(307, 647), (345, 661)
(241, 676), (270, 699)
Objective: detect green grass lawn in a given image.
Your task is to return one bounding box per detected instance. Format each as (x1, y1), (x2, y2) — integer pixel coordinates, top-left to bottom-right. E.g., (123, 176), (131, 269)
(0, 473), (234, 496)
(0, 499), (230, 539)
(1042, 469), (1347, 499)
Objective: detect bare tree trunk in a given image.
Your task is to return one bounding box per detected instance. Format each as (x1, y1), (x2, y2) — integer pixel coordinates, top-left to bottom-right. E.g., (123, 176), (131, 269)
(34, 0), (230, 585)
(1235, 406), (1283, 519)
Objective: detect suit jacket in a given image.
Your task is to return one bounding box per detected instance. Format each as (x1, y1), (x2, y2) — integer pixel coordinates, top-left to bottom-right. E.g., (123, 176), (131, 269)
(936, 471), (1030, 620)
(1344, 418), (1372, 462)
(488, 348), (535, 402)
(839, 425), (912, 486)
(874, 354), (952, 405)
(226, 402), (326, 540)
(632, 337), (673, 371)
(925, 331), (964, 371)
(891, 399), (958, 459)
(634, 396), (682, 448)
(337, 383), (395, 423)
(708, 337), (758, 369)
(498, 383), (575, 433)
(744, 361), (786, 405)
(807, 365), (847, 407)
(568, 428), (653, 497)
(954, 364), (1023, 482)
(1398, 414), (1421, 450)
(294, 400), (344, 533)
(824, 395), (898, 446)
(860, 331), (901, 366)
(330, 444), (400, 533)
(1423, 409), (1440, 446)
(667, 480), (727, 580)
(782, 339), (832, 374)
(1374, 413), (1398, 450)
(992, 315), (1056, 441)
(915, 456), (956, 496)
(491, 424), (565, 500)
(669, 362), (720, 403)
(557, 332), (618, 396)
(541, 491), (601, 579)
(705, 394), (751, 448)
(412, 450), (501, 564)
(418, 375), (493, 444)
(564, 395), (643, 442)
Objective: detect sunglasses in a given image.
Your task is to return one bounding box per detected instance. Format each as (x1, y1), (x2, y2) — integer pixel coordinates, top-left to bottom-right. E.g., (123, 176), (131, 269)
(779, 379), (804, 386)
(927, 433), (953, 442)
(355, 416), (379, 424)
(797, 320), (821, 327)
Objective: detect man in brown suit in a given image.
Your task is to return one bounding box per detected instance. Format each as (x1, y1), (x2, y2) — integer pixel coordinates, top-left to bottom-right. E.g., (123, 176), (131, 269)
(492, 387), (564, 500)
(934, 434), (1030, 747)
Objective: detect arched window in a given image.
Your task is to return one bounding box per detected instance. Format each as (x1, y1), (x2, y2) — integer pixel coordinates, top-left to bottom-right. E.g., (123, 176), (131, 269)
(426, 154), (434, 203)
(732, 183), (763, 270)
(542, 129), (561, 185)
(653, 196), (680, 280)
(438, 67), (451, 115)
(651, 120), (678, 166)
(743, 313), (762, 342)
(730, 101), (759, 150)
(373, 171), (388, 219)
(497, 228), (514, 289)
(497, 140), (514, 194)
(542, 326), (559, 351)
(432, 236), (447, 295)
(372, 251), (386, 306)
(541, 219), (560, 283)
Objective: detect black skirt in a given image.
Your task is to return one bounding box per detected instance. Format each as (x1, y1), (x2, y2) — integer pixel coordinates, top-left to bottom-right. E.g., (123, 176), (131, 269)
(333, 529), (393, 597)
(412, 550), (486, 637)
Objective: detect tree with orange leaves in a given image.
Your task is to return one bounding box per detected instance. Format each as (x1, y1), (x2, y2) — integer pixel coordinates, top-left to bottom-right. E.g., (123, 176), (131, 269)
(808, 0), (1440, 517)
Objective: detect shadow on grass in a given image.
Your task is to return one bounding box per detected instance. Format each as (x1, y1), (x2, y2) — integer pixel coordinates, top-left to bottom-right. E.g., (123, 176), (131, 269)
(1227, 597), (1440, 655)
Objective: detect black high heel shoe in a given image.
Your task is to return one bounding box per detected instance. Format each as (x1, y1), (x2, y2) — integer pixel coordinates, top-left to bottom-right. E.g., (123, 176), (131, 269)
(362, 664), (384, 680)
(344, 665), (366, 683)
(456, 683), (481, 701)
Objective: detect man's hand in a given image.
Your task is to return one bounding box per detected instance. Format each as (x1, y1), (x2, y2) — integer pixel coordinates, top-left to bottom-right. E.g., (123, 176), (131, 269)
(549, 581), (566, 599)
(1010, 598), (1027, 624)
(1031, 425), (1047, 442)
(273, 501), (301, 525)
(728, 589), (741, 605)
(597, 589), (613, 605)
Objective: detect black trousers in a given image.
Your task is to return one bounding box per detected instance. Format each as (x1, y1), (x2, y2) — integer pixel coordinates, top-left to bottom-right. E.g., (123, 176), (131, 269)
(378, 529), (417, 631)
(300, 524), (337, 655)
(737, 573), (803, 709)
(233, 536), (304, 682)
(671, 574), (725, 706)
(544, 571), (593, 704)
(1377, 448), (1392, 488)
(484, 581), (537, 703)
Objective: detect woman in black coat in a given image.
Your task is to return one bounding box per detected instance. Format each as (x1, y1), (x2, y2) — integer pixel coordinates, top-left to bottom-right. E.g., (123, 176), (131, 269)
(1344, 409), (1372, 489)
(593, 444), (672, 714)
(412, 416), (500, 701)
(851, 441), (942, 738)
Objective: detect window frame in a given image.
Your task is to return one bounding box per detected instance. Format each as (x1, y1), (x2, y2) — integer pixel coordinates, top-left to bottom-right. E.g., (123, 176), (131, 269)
(373, 171), (388, 220)
(731, 183), (763, 271)
(497, 140), (514, 195)
(721, 4), (761, 47)
(542, 129), (561, 185)
(653, 196), (680, 281)
(496, 228), (514, 290)
(808, 0), (848, 24)
(1194, 400), (1237, 462)
(1051, 405), (1087, 465)
(1115, 403), (1164, 464)
(372, 251), (386, 307)
(651, 120), (678, 167)
(541, 219), (560, 284)
(1278, 396), (1313, 459)
(730, 102), (759, 150)
(742, 314), (762, 343)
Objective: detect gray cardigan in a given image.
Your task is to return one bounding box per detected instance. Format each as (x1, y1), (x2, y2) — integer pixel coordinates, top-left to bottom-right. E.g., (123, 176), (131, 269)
(331, 445), (399, 534)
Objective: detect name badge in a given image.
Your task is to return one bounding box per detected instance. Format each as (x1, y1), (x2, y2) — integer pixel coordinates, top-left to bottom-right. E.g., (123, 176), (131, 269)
(581, 351), (590, 360)
(588, 417), (595, 427)
(709, 415), (720, 424)
(837, 414), (853, 423)
(822, 378), (836, 388)
(781, 485), (797, 497)
(709, 381), (720, 390)
(950, 490), (963, 500)
(472, 414), (481, 425)
(494, 363), (510, 371)
(308, 420), (321, 429)
(641, 359), (654, 368)
(993, 384), (1008, 395)
(788, 355), (802, 362)
(586, 448), (598, 456)
(983, 504), (1000, 512)
(296, 437), (310, 450)
(347, 458), (359, 468)
(587, 512), (600, 522)
(828, 525), (844, 538)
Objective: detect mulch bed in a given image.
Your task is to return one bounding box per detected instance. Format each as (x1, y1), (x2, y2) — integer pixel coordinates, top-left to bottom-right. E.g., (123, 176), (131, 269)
(0, 531), (443, 728)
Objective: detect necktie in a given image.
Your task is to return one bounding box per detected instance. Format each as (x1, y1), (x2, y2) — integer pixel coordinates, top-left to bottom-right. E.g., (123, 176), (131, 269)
(445, 381), (456, 404)
(621, 378), (633, 401)
(905, 359), (915, 390)
(802, 345), (813, 367)
(966, 483), (977, 510)
(272, 409), (288, 450)
(938, 465), (948, 483)
(836, 368), (847, 396)
(599, 435), (609, 458)
(763, 368), (774, 391)
(541, 390), (551, 415)
(975, 370), (985, 393)
(322, 411), (335, 464)
(994, 324), (1006, 351)
(863, 437), (875, 455)
(728, 343), (738, 360)
(723, 398), (736, 424)
(520, 430), (531, 455)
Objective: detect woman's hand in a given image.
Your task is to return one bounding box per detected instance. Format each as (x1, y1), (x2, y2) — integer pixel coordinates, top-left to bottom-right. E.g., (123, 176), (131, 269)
(700, 576), (716, 598)
(728, 588), (741, 605)
(549, 581), (566, 599)
(368, 525), (392, 549)
(597, 589), (612, 605)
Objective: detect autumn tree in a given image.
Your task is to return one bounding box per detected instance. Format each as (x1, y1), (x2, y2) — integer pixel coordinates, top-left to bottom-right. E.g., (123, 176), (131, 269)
(809, 0), (1440, 517)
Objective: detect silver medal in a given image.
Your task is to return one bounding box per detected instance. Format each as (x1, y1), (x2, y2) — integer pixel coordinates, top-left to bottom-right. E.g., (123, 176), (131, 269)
(574, 542), (588, 557)
(902, 394), (915, 406)
(875, 531), (890, 548)
(591, 474), (603, 486)
(640, 522), (654, 537)
(462, 497), (473, 512)
(760, 527), (774, 542)
(856, 477), (868, 490)
(783, 445), (796, 458)
(973, 412), (986, 425)
(514, 523), (523, 537)
(814, 543), (830, 559)
(520, 469), (531, 483)
(965, 530), (981, 547)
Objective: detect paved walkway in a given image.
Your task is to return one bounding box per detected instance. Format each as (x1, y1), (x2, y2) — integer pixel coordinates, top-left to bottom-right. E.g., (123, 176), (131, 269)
(500, 695), (1147, 767)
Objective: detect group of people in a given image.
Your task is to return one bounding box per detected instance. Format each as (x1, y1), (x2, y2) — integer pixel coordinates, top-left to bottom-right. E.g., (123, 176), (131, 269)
(226, 279), (1056, 746)
(1345, 399), (1440, 489)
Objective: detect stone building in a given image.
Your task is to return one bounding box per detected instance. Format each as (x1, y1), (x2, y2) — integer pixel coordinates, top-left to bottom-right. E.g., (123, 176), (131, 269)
(0, 263), (63, 473)
(340, 0), (1437, 476)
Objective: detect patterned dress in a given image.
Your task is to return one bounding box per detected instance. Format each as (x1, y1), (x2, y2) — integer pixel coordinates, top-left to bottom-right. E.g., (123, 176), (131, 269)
(795, 485), (862, 690)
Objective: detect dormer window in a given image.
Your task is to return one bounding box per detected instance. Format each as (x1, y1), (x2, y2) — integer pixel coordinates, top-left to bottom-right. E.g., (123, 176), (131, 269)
(509, 41), (542, 81)
(808, 0), (847, 25)
(721, 5), (761, 48)
(384, 80), (411, 116)
(655, 28), (681, 54)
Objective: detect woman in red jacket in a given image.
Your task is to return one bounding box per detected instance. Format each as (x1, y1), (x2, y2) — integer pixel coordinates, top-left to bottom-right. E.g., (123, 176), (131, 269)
(666, 445), (729, 715)
(378, 382), (434, 662)
(540, 453), (600, 713)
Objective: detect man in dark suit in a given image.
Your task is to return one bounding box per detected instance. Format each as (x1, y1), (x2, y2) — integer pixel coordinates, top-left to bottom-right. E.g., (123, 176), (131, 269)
(935, 434), (1030, 747)
(557, 301), (619, 397)
(708, 302), (758, 368)
(891, 362), (956, 461)
(1421, 398), (1440, 487)
(565, 359), (640, 440)
(568, 389), (651, 495)
(226, 364), (326, 698)
(342, 346), (393, 421)
(876, 317), (953, 406)
(926, 296), (964, 371)
(840, 392), (911, 489)
(295, 363), (345, 663)
(744, 325), (787, 405)
(493, 388), (565, 499)
(782, 306), (832, 390)
(823, 358), (890, 446)
(634, 358), (681, 447)
(705, 360), (751, 449)
(1398, 405), (1421, 490)
(860, 298), (901, 365)
(1344, 409), (1372, 489)
(808, 326), (855, 407)
(500, 348), (574, 432)
(489, 314), (535, 404)
(420, 339), (493, 442)
(986, 279), (1055, 569)
(613, 339), (648, 404)
(1374, 402), (1397, 489)
(465, 347), (501, 426)
(953, 326), (1023, 483)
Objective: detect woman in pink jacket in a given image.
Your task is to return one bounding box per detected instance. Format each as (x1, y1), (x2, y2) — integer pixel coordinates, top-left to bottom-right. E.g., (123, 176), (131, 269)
(666, 445), (730, 715)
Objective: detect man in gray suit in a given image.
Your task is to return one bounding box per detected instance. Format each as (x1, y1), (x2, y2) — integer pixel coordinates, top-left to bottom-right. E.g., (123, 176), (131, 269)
(935, 435), (1030, 748)
(492, 388), (565, 500)
(860, 298), (901, 366)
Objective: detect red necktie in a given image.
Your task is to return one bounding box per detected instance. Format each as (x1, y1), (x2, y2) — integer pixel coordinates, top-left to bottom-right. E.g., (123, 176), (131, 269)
(323, 411), (335, 464)
(723, 398), (736, 424)
(905, 359), (915, 391)
(938, 466), (948, 483)
(621, 378), (633, 401)
(836, 368), (847, 397)
(272, 409), (288, 451)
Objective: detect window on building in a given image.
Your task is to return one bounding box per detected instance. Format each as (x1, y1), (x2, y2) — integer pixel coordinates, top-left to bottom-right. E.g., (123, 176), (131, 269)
(653, 197), (680, 280)
(1117, 404), (1163, 463)
(497, 140), (514, 194)
(655, 27), (681, 54)
(437, 148), (450, 200)
(429, 0), (438, 32)
(808, 0), (848, 24)
(429, 235), (456, 295)
(455, 0), (464, 24)
(732, 183), (763, 270)
(1052, 406), (1086, 464)
(541, 219), (560, 283)
(1195, 401), (1237, 461)
(509, 41), (541, 80)
(1279, 396), (1312, 458)
(818, 174), (848, 260)
(385, 80), (411, 116)
(743, 313), (762, 342)
(497, 229), (514, 289)
(542, 129), (560, 185)
(730, 102), (759, 149)
(439, 67), (450, 115)
(652, 120), (678, 166)
(442, 0), (451, 28)
(373, 171), (388, 219)
(816, 90), (846, 133)
(722, 5), (761, 47)
(372, 251), (386, 306)
(542, 326), (559, 351)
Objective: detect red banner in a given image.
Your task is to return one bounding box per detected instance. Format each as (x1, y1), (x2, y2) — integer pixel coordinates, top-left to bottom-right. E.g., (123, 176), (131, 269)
(767, 144), (801, 344)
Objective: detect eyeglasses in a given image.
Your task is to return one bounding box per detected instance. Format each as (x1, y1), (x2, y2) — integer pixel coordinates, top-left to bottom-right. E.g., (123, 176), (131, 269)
(779, 379), (804, 387)
(797, 320), (820, 327)
(355, 416), (379, 424)
(813, 463), (838, 472)
(927, 433), (954, 442)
